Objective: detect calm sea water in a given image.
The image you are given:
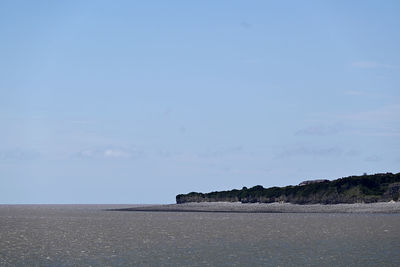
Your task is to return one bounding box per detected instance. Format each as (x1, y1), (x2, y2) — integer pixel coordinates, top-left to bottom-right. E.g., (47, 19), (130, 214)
(0, 205), (399, 266)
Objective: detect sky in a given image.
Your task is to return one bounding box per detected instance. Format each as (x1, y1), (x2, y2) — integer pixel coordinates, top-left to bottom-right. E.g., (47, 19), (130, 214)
(1, 1), (399, 204)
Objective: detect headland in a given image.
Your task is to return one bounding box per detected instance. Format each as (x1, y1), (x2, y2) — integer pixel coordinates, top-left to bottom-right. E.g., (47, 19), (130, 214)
(112, 172), (400, 213)
(176, 172), (400, 205)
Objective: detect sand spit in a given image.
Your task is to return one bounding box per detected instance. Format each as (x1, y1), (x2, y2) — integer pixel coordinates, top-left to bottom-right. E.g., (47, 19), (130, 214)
(110, 201), (400, 214)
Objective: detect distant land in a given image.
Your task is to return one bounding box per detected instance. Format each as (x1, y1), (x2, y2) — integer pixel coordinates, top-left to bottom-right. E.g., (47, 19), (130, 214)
(176, 172), (400, 205)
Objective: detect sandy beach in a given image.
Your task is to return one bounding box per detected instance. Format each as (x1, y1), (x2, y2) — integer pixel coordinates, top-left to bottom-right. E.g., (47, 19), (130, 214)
(112, 201), (400, 213)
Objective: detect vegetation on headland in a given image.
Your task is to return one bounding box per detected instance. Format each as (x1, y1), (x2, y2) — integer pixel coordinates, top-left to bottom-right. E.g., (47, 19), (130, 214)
(176, 172), (400, 204)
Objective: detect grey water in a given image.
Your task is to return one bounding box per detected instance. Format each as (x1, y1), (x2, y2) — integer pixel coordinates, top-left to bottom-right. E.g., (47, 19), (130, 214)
(0, 205), (399, 266)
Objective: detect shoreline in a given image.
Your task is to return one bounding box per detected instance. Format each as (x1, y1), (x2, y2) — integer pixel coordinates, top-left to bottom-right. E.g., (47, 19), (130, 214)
(109, 201), (400, 214)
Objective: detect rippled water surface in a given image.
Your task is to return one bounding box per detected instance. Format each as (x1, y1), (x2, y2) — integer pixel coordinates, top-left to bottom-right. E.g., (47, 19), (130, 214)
(1, 205), (399, 266)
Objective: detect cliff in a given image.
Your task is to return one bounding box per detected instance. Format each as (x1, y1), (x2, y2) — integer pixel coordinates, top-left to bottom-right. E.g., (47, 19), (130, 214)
(176, 172), (400, 204)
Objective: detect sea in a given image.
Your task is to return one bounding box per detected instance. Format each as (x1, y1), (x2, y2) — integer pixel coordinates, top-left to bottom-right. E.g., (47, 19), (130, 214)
(0, 205), (399, 266)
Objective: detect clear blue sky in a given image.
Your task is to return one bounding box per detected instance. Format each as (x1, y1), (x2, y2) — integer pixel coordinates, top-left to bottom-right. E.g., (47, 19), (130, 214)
(1, 1), (399, 203)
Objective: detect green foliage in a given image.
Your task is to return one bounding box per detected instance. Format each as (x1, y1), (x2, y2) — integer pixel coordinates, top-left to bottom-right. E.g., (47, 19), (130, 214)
(176, 172), (400, 204)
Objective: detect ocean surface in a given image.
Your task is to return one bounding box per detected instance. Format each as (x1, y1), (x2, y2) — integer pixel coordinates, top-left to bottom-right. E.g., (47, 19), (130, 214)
(0, 205), (399, 266)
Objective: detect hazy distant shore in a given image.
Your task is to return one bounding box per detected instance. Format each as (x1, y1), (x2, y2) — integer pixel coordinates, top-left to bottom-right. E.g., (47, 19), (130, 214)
(111, 201), (400, 214)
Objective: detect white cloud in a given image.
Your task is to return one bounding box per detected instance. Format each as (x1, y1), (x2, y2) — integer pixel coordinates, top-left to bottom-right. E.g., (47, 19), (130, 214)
(76, 146), (143, 159)
(79, 150), (94, 157)
(103, 149), (130, 158)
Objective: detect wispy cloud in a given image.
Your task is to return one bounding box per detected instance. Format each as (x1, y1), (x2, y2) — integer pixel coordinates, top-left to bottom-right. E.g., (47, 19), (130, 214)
(276, 146), (342, 159)
(344, 90), (391, 99)
(198, 146), (244, 158)
(349, 130), (400, 137)
(240, 21), (252, 29)
(298, 105), (400, 138)
(344, 90), (365, 96)
(351, 61), (395, 69)
(364, 155), (381, 162)
(103, 149), (131, 158)
(295, 124), (341, 136)
(70, 120), (91, 125)
(76, 146), (143, 159)
(343, 104), (400, 122)
(0, 148), (40, 161)
(345, 149), (361, 157)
